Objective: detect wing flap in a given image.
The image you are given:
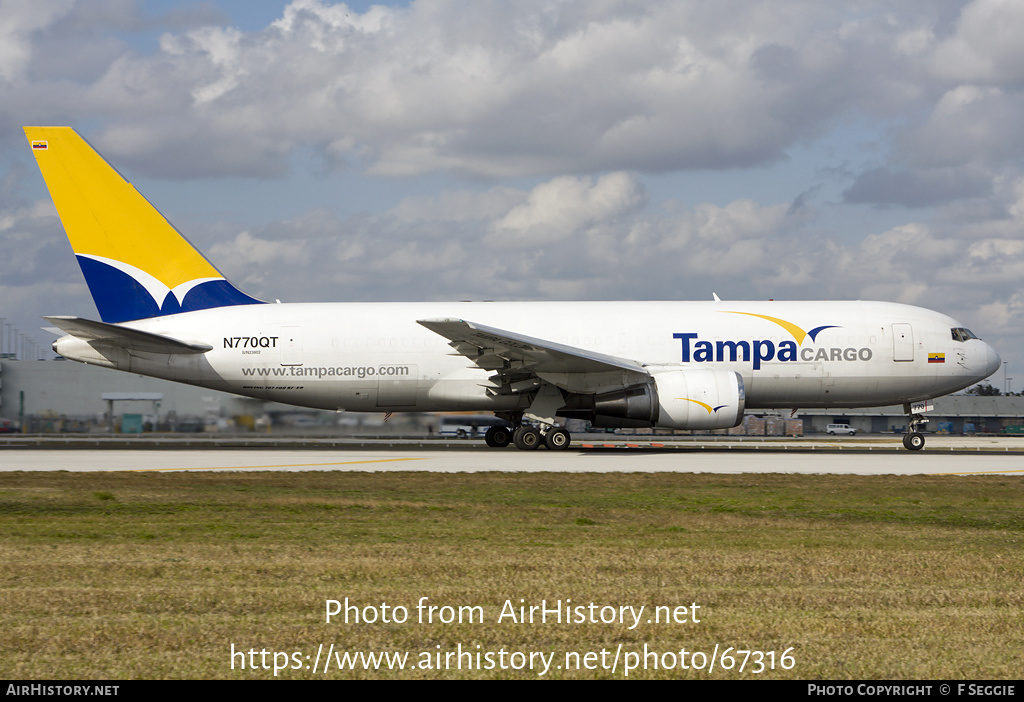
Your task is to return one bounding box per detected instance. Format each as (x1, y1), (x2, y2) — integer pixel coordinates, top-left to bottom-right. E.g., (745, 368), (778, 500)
(45, 315), (212, 355)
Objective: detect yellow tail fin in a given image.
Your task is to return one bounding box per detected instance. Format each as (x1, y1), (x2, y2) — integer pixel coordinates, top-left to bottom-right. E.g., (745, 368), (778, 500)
(26, 127), (262, 323)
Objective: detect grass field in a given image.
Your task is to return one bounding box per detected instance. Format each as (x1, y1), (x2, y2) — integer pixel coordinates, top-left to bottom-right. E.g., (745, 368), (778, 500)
(1, 470), (1022, 679)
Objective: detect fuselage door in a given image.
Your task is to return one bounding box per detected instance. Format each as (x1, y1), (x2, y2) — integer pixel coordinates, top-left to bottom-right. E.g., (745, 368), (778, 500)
(377, 365), (419, 407)
(892, 323), (914, 362)
(281, 326), (302, 366)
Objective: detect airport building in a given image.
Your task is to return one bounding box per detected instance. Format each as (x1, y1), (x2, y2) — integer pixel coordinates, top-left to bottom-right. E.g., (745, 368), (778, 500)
(1, 358), (1021, 436)
(0, 359), (420, 434)
(791, 396), (1023, 436)
(0, 358), (261, 432)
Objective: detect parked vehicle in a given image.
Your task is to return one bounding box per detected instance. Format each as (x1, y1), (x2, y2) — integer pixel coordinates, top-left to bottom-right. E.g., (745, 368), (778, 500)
(440, 415), (512, 439)
(826, 423), (857, 435)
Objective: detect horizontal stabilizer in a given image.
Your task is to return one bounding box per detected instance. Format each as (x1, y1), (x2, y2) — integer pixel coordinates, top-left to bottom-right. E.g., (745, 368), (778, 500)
(45, 316), (212, 355)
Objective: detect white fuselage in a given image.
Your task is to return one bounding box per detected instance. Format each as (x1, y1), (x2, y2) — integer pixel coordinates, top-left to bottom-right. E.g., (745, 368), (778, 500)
(55, 300), (1001, 416)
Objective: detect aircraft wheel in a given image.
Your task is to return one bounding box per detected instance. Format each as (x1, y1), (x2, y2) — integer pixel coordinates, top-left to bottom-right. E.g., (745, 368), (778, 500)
(485, 425), (512, 448)
(544, 428), (571, 450)
(902, 432), (925, 451)
(513, 426), (542, 450)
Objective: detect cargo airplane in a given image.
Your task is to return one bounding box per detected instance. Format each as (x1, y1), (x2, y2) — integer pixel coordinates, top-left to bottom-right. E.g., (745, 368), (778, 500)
(26, 127), (1001, 451)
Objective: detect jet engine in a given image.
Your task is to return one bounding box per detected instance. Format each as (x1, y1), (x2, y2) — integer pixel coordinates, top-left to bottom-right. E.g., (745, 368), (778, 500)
(560, 368), (745, 430)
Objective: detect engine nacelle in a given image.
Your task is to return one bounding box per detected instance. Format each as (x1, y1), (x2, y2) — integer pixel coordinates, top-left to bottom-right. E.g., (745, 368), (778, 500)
(651, 368), (745, 430)
(574, 368), (745, 430)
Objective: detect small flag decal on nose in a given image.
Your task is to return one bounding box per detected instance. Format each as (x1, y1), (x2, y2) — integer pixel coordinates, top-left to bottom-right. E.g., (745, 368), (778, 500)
(31, 141), (48, 150)
(928, 353), (945, 363)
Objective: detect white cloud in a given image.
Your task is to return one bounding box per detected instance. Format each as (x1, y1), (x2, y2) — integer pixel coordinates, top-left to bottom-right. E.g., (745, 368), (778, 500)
(928, 0), (1024, 84)
(391, 186), (524, 224)
(0, 0), (75, 82)
(0, 0), (987, 179)
(491, 172), (647, 245)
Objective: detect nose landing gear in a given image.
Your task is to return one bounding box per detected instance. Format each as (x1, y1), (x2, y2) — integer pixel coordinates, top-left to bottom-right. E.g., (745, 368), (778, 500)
(902, 407), (928, 451)
(902, 431), (925, 451)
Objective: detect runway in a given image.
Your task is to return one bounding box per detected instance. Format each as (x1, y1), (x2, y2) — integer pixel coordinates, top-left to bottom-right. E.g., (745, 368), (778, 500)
(2, 437), (1023, 475)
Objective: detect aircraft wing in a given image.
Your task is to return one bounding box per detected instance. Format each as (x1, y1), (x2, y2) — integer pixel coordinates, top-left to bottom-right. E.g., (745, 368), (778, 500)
(44, 316), (213, 355)
(417, 317), (651, 394)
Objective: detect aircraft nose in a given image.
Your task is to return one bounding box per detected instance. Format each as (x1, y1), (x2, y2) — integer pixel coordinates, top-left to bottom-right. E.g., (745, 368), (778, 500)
(983, 342), (1001, 378)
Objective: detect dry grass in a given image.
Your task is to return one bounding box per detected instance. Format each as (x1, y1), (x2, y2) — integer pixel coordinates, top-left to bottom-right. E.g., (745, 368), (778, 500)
(0, 471), (1021, 679)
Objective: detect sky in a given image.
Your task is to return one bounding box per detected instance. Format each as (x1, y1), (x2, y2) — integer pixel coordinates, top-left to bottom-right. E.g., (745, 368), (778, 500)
(1, 0), (1021, 390)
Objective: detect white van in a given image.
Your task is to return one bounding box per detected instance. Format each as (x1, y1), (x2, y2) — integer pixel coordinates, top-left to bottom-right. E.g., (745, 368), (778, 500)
(439, 415), (512, 438)
(826, 423), (857, 435)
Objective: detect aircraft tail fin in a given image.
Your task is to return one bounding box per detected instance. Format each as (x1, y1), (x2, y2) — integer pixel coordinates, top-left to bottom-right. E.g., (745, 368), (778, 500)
(25, 127), (263, 323)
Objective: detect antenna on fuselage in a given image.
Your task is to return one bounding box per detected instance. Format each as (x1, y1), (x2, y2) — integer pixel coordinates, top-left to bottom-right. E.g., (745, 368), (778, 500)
(712, 293), (721, 302)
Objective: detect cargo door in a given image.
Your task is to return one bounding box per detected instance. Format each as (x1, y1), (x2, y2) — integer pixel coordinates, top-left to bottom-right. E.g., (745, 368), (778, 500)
(281, 326), (302, 366)
(376, 364), (418, 407)
(892, 323), (914, 362)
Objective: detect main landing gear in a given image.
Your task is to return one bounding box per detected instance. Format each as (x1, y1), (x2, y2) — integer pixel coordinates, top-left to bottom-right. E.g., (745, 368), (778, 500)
(902, 410), (928, 451)
(484, 425), (513, 448)
(483, 423), (572, 450)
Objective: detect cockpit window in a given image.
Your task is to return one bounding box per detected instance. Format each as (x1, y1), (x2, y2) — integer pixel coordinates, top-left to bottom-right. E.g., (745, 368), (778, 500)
(951, 327), (979, 342)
